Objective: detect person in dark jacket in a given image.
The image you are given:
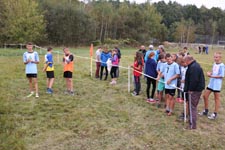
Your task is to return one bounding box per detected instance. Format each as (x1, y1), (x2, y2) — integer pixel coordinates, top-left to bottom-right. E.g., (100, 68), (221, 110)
(184, 55), (205, 130)
(138, 45), (147, 61)
(145, 52), (158, 103)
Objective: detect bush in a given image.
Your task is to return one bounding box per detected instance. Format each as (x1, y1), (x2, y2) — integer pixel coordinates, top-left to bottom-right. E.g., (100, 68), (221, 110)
(103, 38), (140, 48)
(92, 40), (101, 46)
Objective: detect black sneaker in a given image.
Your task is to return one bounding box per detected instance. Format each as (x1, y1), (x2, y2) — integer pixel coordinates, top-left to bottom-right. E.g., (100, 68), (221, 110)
(70, 91), (75, 96)
(178, 114), (188, 121)
(157, 103), (161, 108)
(198, 110), (208, 116)
(165, 110), (170, 113)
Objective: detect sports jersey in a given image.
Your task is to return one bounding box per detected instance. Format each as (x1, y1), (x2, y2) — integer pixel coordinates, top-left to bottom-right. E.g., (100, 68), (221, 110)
(157, 61), (167, 73)
(163, 62), (180, 89)
(45, 53), (54, 71)
(207, 63), (225, 91)
(63, 54), (74, 72)
(23, 51), (39, 74)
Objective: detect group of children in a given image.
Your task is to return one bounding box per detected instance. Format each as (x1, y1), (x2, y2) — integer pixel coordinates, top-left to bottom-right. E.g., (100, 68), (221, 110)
(95, 46), (121, 85)
(23, 42), (224, 121)
(131, 44), (224, 120)
(23, 42), (75, 97)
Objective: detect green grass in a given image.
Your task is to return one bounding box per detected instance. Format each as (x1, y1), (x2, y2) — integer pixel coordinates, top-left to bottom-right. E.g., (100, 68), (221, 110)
(1, 47), (225, 150)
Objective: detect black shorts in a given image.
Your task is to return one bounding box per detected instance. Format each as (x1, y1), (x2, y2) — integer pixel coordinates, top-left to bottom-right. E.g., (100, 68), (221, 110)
(182, 92), (189, 101)
(64, 71), (73, 78)
(165, 89), (176, 96)
(46, 71), (54, 78)
(207, 87), (220, 93)
(26, 74), (37, 78)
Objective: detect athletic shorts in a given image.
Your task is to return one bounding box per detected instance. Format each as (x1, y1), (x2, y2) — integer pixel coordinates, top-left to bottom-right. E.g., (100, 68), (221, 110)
(207, 87), (220, 93)
(64, 71), (73, 78)
(46, 71), (54, 78)
(26, 74), (37, 78)
(157, 78), (165, 91)
(165, 88), (176, 96)
(182, 92), (189, 101)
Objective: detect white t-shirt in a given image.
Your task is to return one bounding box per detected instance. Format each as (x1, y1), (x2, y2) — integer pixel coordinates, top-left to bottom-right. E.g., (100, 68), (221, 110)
(180, 66), (188, 89)
(207, 63), (225, 91)
(96, 49), (101, 62)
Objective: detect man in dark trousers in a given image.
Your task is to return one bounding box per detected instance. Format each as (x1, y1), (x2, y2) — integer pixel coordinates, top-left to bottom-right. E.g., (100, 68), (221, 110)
(184, 55), (205, 130)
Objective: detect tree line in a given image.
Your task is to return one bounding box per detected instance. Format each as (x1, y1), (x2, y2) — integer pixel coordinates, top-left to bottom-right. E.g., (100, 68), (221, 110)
(0, 0), (225, 46)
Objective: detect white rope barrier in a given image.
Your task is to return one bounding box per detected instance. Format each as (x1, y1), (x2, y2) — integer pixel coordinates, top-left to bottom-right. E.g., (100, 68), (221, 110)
(34, 44), (185, 91)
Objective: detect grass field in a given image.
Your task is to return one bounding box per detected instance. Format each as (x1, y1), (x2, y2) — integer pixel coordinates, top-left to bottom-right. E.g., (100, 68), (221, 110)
(1, 46), (225, 150)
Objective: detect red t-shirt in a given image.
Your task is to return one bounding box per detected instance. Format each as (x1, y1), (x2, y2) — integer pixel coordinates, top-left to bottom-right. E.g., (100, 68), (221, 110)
(133, 60), (143, 76)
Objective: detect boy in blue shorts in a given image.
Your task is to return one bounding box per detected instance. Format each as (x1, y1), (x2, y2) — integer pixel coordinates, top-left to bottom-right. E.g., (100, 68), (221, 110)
(23, 42), (40, 98)
(43, 47), (55, 94)
(199, 52), (224, 119)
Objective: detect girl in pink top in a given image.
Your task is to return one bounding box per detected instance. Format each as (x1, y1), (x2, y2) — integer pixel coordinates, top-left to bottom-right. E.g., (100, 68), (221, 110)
(110, 49), (119, 85)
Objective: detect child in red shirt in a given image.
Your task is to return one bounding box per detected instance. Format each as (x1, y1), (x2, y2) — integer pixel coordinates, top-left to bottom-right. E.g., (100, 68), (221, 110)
(131, 52), (143, 96)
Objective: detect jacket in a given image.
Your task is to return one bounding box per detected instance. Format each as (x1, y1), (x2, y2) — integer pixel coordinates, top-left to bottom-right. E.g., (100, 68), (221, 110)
(101, 52), (111, 67)
(184, 60), (205, 92)
(145, 58), (157, 78)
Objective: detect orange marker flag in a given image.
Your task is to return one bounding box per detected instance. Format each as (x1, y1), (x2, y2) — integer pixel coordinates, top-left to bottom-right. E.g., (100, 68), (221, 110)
(90, 43), (93, 57)
(90, 43), (93, 77)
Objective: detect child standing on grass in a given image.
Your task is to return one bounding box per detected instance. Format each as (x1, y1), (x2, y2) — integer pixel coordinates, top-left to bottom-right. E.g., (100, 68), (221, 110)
(131, 51), (143, 96)
(63, 47), (74, 96)
(156, 53), (166, 108)
(163, 53), (180, 116)
(110, 49), (119, 85)
(23, 42), (40, 98)
(100, 47), (111, 80)
(95, 46), (102, 78)
(172, 53), (183, 103)
(199, 52), (225, 119)
(145, 52), (158, 103)
(178, 58), (188, 120)
(43, 47), (54, 94)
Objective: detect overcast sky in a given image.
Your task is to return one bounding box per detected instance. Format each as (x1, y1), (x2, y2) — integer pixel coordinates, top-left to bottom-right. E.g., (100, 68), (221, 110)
(133, 0), (225, 9)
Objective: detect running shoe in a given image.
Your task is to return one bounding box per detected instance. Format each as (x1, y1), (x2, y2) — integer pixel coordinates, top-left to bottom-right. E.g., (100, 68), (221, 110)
(198, 110), (208, 116)
(35, 93), (39, 98)
(26, 91), (34, 97)
(208, 113), (217, 120)
(147, 98), (156, 104)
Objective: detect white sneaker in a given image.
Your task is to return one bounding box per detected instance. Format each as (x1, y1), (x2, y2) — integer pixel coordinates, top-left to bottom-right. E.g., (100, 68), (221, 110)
(131, 91), (138, 96)
(27, 91), (34, 97)
(208, 113), (217, 120)
(35, 93), (39, 98)
(147, 98), (156, 104)
(110, 80), (116, 85)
